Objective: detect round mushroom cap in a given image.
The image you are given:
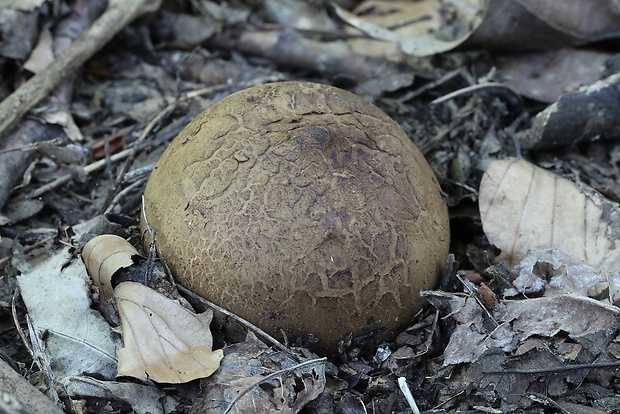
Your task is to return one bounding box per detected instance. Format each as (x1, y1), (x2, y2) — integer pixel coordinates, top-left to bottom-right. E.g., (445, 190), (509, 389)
(141, 81), (450, 354)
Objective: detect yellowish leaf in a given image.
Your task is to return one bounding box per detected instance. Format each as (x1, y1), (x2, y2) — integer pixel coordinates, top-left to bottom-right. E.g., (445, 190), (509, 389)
(334, 0), (486, 57)
(82, 234), (140, 302)
(479, 157), (620, 271)
(115, 282), (223, 383)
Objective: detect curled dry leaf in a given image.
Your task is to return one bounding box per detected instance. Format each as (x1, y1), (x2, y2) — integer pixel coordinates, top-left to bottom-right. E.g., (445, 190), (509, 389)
(479, 157), (620, 271)
(334, 0), (486, 57)
(82, 234), (141, 302)
(508, 248), (620, 305)
(115, 282), (223, 383)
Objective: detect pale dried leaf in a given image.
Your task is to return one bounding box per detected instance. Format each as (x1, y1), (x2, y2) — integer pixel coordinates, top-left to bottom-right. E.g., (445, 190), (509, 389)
(38, 108), (85, 142)
(16, 247), (117, 380)
(115, 282), (223, 383)
(62, 376), (167, 414)
(23, 27), (53, 73)
(479, 157), (620, 271)
(334, 0), (486, 56)
(507, 249), (620, 305)
(82, 234), (140, 302)
(345, 0), (442, 60)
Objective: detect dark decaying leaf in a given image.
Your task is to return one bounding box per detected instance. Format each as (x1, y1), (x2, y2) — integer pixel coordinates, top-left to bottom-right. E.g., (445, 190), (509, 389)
(423, 289), (620, 411)
(520, 72), (620, 150)
(195, 333), (325, 413)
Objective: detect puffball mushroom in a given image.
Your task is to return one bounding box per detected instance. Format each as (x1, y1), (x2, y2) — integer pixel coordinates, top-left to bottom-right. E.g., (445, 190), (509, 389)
(141, 81), (449, 354)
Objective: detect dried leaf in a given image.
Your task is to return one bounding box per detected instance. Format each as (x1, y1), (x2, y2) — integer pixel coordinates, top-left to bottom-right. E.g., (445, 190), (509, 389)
(82, 234), (141, 302)
(334, 0), (486, 57)
(492, 48), (610, 103)
(0, 7), (38, 60)
(16, 247), (117, 380)
(344, 0), (443, 60)
(61, 376), (167, 414)
(514, 0), (620, 41)
(198, 333), (326, 413)
(0, 0), (48, 11)
(23, 27), (53, 73)
(424, 288), (620, 409)
(479, 157), (620, 271)
(507, 249), (620, 304)
(422, 290), (620, 366)
(115, 282), (223, 383)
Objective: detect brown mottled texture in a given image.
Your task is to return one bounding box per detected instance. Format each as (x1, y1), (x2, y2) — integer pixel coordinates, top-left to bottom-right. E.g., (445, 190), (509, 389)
(141, 82), (449, 354)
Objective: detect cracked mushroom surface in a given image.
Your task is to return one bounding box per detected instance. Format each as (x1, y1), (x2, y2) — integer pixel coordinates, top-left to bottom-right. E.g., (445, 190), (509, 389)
(141, 81), (450, 354)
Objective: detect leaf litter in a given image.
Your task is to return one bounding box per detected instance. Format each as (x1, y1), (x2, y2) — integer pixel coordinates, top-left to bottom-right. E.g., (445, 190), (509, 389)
(4, 0), (620, 412)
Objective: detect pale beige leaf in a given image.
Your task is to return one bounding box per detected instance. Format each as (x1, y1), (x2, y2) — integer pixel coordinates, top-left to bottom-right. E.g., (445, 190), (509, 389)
(23, 28), (53, 73)
(334, 0), (487, 57)
(16, 247), (117, 380)
(115, 282), (223, 383)
(82, 234), (140, 302)
(479, 157), (620, 271)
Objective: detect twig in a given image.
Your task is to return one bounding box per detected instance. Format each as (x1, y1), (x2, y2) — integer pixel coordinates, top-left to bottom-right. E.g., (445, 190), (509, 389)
(103, 177), (147, 214)
(0, 138), (63, 155)
(25, 147), (135, 199)
(0, 0), (162, 140)
(526, 393), (571, 414)
(397, 68), (463, 103)
(224, 357), (327, 414)
(397, 377), (421, 414)
(486, 360), (620, 374)
(25, 315), (61, 406)
(430, 82), (522, 111)
(177, 285), (298, 358)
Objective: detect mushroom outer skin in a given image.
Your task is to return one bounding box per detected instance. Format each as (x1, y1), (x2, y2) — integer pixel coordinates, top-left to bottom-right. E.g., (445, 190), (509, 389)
(141, 81), (450, 355)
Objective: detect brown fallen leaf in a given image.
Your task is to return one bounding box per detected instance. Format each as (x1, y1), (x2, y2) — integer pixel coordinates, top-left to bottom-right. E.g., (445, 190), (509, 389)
(82, 234), (141, 303)
(115, 281), (223, 383)
(338, 0), (620, 59)
(464, 0), (620, 51)
(479, 157), (620, 271)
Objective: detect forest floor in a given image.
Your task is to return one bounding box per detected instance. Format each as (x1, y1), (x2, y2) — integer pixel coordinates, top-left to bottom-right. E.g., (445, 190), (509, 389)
(1, 1), (620, 413)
